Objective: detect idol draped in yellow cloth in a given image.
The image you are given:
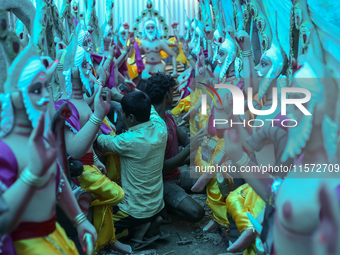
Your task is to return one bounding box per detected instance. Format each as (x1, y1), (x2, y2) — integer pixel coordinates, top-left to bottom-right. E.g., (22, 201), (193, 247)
(126, 38), (142, 80)
(160, 37), (188, 64)
(195, 138), (230, 228)
(226, 184), (265, 255)
(77, 165), (125, 251)
(14, 223), (79, 255)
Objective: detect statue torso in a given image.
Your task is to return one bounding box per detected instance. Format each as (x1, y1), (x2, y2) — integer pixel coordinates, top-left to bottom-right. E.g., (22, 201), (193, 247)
(1, 135), (57, 222)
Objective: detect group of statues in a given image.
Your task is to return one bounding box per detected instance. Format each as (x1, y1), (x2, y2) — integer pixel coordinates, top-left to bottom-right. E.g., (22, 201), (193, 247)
(0, 0), (340, 254)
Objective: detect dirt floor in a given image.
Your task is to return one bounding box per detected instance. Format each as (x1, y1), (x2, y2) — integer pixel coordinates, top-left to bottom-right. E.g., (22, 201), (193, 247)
(101, 192), (231, 255)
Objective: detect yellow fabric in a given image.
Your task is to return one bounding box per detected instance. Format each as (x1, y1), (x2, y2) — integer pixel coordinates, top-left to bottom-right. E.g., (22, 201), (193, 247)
(226, 184), (266, 255)
(77, 165), (125, 251)
(160, 38), (187, 64)
(194, 138), (230, 228)
(171, 95), (191, 115)
(14, 223), (79, 255)
(187, 89), (209, 136)
(112, 210), (130, 240)
(103, 124), (122, 183)
(127, 62), (139, 80)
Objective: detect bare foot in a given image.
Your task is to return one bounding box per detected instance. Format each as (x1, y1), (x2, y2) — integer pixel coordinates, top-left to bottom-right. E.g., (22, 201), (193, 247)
(191, 172), (215, 192)
(203, 220), (218, 232)
(145, 216), (163, 237)
(227, 229), (256, 252)
(111, 241), (132, 254)
(132, 221), (152, 241)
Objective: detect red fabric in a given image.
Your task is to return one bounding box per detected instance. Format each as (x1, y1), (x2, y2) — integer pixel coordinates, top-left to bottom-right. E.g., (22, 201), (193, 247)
(70, 153), (94, 166)
(12, 215), (57, 241)
(163, 112), (181, 181)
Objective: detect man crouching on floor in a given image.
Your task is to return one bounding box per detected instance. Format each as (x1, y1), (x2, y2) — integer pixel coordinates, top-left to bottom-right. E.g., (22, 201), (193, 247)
(95, 90), (168, 250)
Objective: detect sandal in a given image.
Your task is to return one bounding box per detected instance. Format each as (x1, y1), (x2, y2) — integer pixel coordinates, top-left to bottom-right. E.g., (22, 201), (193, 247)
(129, 235), (159, 251)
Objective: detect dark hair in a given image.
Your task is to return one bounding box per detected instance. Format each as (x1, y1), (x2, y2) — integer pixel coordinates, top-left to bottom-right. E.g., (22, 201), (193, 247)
(137, 78), (148, 92)
(121, 91), (151, 123)
(142, 72), (176, 105)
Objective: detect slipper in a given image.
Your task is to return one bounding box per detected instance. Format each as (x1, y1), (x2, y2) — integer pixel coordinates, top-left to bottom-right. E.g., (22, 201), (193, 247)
(144, 230), (170, 241)
(129, 235), (159, 251)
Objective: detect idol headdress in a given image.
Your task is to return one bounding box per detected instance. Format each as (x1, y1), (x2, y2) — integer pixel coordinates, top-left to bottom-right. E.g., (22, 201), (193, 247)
(100, 24), (112, 53)
(63, 25), (92, 99)
(190, 17), (198, 46)
(193, 19), (206, 55)
(212, 23), (224, 64)
(257, 0), (291, 100)
(184, 16), (191, 41)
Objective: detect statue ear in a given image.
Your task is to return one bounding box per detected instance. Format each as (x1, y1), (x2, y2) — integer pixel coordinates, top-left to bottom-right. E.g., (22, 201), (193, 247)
(11, 90), (25, 110)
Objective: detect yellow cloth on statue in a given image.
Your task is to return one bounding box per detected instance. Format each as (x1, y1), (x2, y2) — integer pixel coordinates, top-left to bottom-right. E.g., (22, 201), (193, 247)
(194, 138), (230, 228)
(190, 89), (210, 136)
(226, 183), (265, 255)
(160, 38), (187, 64)
(171, 95), (191, 115)
(14, 223), (79, 255)
(127, 62), (139, 80)
(77, 165), (125, 251)
(102, 119), (122, 182)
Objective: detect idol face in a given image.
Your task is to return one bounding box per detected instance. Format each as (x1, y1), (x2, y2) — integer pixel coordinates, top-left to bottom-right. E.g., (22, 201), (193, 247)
(120, 30), (127, 41)
(27, 71), (49, 112)
(104, 30), (113, 44)
(146, 24), (155, 35)
(216, 48), (227, 67)
(255, 56), (272, 80)
(81, 56), (91, 80)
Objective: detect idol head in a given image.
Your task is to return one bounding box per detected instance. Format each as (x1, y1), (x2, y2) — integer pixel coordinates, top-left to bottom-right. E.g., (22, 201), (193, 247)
(1, 44), (48, 136)
(143, 20), (160, 41)
(73, 0), (79, 13)
(78, 29), (93, 53)
(118, 24), (127, 46)
(255, 41), (288, 100)
(216, 31), (237, 80)
(103, 25), (113, 45)
(74, 46), (93, 96)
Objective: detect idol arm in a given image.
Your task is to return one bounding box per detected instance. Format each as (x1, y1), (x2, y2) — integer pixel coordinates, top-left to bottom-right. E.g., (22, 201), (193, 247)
(57, 172), (84, 221)
(161, 41), (178, 74)
(0, 179), (39, 234)
(64, 123), (100, 159)
(227, 150), (274, 203)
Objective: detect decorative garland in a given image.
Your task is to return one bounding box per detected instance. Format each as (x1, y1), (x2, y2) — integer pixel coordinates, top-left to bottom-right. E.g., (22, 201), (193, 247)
(132, 0), (169, 40)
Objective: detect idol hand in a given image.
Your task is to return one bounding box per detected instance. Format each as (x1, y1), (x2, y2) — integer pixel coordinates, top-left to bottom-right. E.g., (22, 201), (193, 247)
(28, 114), (57, 178)
(78, 222), (97, 255)
(93, 85), (111, 120)
(235, 30), (251, 51)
